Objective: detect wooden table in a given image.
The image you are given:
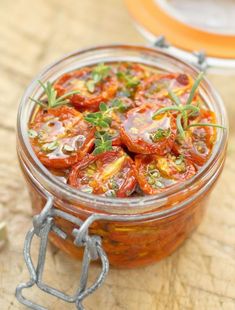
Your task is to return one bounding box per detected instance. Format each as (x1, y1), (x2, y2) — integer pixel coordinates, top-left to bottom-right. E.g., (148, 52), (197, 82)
(0, 0), (235, 309)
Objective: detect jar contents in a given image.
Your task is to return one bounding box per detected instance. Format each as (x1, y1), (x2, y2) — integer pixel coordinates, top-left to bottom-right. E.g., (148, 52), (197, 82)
(28, 62), (223, 198)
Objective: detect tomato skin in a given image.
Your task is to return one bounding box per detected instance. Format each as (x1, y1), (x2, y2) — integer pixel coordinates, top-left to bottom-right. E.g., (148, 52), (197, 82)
(54, 68), (118, 111)
(135, 154), (196, 195)
(29, 106), (95, 169)
(192, 109), (217, 146)
(116, 63), (149, 86)
(120, 104), (177, 155)
(135, 73), (193, 106)
(135, 155), (159, 195)
(156, 155), (196, 181)
(107, 97), (136, 146)
(173, 109), (217, 166)
(173, 136), (210, 167)
(68, 148), (137, 197)
(108, 124), (123, 146)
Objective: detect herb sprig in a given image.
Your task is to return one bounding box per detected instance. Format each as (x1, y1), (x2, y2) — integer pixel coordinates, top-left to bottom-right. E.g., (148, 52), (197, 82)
(117, 71), (140, 88)
(86, 63), (111, 93)
(150, 128), (171, 142)
(85, 99), (127, 128)
(29, 80), (80, 108)
(93, 132), (113, 155)
(85, 99), (127, 154)
(152, 72), (225, 138)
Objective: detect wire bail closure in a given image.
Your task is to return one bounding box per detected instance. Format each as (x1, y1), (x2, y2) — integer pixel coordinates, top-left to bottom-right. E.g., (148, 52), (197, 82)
(154, 35), (208, 71)
(15, 196), (109, 310)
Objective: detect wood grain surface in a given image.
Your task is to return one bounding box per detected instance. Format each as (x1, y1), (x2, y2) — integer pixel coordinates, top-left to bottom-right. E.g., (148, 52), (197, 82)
(0, 0), (235, 309)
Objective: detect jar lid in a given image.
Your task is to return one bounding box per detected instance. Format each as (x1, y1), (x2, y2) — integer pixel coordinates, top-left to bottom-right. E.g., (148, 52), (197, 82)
(125, 0), (235, 68)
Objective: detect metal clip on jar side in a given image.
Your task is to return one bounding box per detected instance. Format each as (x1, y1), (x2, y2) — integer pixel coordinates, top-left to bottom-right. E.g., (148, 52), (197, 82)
(15, 196), (109, 310)
(153, 35), (208, 72)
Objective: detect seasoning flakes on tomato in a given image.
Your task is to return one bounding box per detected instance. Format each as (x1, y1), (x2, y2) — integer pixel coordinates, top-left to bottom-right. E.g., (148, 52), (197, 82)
(135, 73), (193, 106)
(115, 63), (149, 98)
(120, 104), (177, 155)
(191, 109), (217, 147)
(135, 154), (196, 195)
(68, 148), (137, 197)
(28, 106), (95, 169)
(173, 110), (217, 166)
(54, 63), (118, 111)
(28, 63), (223, 197)
(84, 98), (134, 146)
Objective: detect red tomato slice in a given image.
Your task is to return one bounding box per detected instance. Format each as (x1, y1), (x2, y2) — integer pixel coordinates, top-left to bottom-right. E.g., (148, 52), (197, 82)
(29, 106), (95, 169)
(120, 104), (177, 155)
(68, 148), (137, 197)
(174, 109), (217, 166)
(190, 109), (217, 146)
(135, 154), (196, 195)
(135, 73), (193, 105)
(116, 63), (149, 91)
(107, 97), (136, 146)
(54, 67), (118, 111)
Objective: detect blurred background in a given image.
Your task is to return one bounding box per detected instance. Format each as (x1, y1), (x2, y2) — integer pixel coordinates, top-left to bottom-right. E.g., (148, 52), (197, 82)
(0, 0), (235, 309)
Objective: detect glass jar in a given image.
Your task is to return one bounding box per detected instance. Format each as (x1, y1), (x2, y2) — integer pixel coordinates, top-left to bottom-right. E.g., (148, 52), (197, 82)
(17, 45), (228, 269)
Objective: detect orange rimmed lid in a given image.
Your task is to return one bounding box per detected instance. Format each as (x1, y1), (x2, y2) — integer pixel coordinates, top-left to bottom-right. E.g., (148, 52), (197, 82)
(125, 0), (235, 59)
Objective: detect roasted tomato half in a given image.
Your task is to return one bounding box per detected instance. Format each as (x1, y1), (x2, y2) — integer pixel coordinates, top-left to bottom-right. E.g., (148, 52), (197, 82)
(29, 106), (95, 169)
(115, 62), (150, 98)
(135, 154), (196, 195)
(54, 66), (118, 111)
(135, 73), (193, 105)
(120, 104), (177, 155)
(68, 148), (137, 197)
(174, 110), (217, 166)
(106, 97), (135, 146)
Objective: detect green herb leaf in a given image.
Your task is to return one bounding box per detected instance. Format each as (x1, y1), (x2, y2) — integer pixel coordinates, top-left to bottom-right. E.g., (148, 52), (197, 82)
(150, 128), (171, 142)
(30, 80), (81, 108)
(175, 155), (185, 165)
(176, 114), (185, 139)
(117, 71), (140, 88)
(110, 98), (127, 112)
(186, 72), (204, 106)
(42, 140), (59, 152)
(167, 88), (181, 106)
(151, 72), (225, 139)
(99, 102), (108, 112)
(92, 63), (111, 83)
(93, 131), (113, 154)
(28, 129), (38, 138)
(85, 99), (127, 129)
(63, 144), (75, 153)
(86, 80), (96, 93)
(187, 123), (226, 130)
(84, 110), (111, 128)
(152, 106), (181, 119)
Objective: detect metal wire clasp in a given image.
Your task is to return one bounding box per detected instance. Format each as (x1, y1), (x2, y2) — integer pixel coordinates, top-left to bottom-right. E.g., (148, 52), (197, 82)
(15, 196), (109, 310)
(153, 35), (208, 71)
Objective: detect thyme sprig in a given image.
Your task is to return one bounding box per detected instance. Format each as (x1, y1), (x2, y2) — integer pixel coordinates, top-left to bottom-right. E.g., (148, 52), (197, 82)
(150, 128), (171, 142)
(85, 99), (127, 154)
(117, 71), (140, 88)
(84, 99), (127, 128)
(29, 80), (80, 108)
(152, 72), (225, 138)
(93, 131), (113, 155)
(86, 63), (111, 93)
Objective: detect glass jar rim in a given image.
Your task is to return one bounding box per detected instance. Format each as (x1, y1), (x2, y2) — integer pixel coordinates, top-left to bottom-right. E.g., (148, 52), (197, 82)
(17, 44), (228, 216)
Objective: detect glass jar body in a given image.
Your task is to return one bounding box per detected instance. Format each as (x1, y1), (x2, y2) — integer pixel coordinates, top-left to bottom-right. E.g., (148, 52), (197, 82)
(17, 45), (228, 269)
(19, 156), (222, 268)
